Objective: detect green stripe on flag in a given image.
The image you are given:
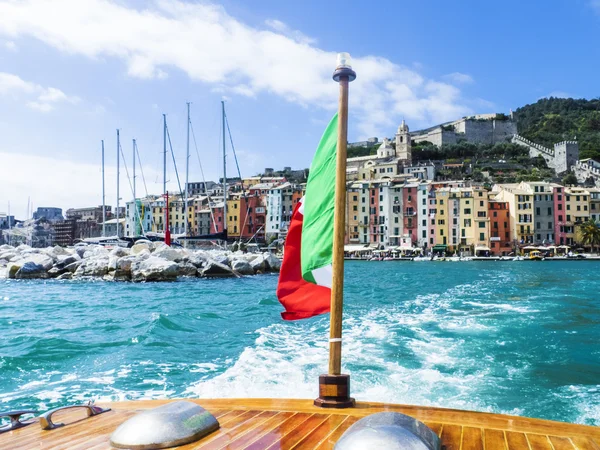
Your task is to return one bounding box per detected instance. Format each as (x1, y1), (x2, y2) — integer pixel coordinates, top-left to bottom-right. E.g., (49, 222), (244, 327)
(301, 113), (338, 286)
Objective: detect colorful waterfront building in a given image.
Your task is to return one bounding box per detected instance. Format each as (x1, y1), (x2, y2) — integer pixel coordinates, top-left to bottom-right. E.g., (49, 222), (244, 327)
(471, 186), (491, 254)
(588, 188), (600, 222)
(493, 184), (534, 245)
(488, 197), (512, 255)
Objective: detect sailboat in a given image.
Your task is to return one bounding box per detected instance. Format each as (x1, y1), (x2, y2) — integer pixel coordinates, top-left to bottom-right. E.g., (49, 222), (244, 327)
(2, 54), (599, 449)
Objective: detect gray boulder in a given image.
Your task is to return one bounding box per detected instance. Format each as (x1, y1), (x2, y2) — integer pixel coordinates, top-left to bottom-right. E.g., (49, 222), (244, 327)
(201, 259), (236, 278)
(110, 246), (130, 258)
(130, 242), (151, 255)
(250, 256), (267, 272)
(48, 266), (68, 278)
(56, 272), (73, 280)
(187, 253), (208, 268)
(153, 244), (186, 262)
(178, 262), (198, 277)
(113, 255), (146, 281)
(263, 253), (281, 272)
(83, 245), (109, 259)
(64, 260), (84, 273)
(56, 254), (80, 268)
(212, 254), (230, 267)
(74, 246), (88, 258)
(74, 257), (109, 277)
(6, 262), (22, 279)
(231, 259), (254, 275)
(16, 254), (54, 271)
(15, 261), (49, 279)
(0, 251), (17, 261)
(131, 256), (178, 282)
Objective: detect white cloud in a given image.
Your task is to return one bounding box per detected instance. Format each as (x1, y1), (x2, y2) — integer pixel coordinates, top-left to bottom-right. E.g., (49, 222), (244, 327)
(0, 151), (165, 219)
(443, 72), (474, 84)
(0, 72), (80, 112)
(3, 40), (17, 51)
(0, 0), (478, 135)
(264, 19), (316, 45)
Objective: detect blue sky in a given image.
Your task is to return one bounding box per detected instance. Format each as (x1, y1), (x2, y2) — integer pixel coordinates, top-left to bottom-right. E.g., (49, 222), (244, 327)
(1, 0), (599, 219)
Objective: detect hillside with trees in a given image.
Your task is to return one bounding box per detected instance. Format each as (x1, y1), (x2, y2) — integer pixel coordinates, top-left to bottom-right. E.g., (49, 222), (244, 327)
(515, 97), (600, 160)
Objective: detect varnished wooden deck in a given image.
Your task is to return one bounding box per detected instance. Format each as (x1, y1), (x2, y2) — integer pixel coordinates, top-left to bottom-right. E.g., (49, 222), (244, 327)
(2, 398), (599, 449)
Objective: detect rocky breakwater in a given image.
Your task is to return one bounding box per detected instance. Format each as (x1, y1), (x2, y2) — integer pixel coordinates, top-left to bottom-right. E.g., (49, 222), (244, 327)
(0, 243), (281, 282)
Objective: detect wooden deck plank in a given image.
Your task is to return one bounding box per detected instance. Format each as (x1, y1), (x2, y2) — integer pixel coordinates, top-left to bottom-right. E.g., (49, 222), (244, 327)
(265, 414), (329, 450)
(2, 399), (599, 450)
(527, 433), (553, 450)
(244, 413), (314, 450)
(483, 429), (508, 450)
(549, 436), (576, 450)
(462, 427), (484, 450)
(291, 414), (347, 449)
(206, 411), (294, 450)
(312, 416), (359, 450)
(192, 410), (275, 449)
(506, 432), (530, 450)
(571, 436), (600, 450)
(198, 411), (279, 450)
(441, 424), (463, 450)
(423, 421), (443, 437)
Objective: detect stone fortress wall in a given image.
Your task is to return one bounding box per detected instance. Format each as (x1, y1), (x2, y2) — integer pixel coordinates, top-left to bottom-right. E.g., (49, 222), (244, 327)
(572, 159), (600, 187)
(410, 114), (517, 147)
(511, 135), (579, 175)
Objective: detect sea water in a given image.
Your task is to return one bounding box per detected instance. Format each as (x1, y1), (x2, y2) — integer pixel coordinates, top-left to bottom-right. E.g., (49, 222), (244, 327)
(0, 261), (598, 426)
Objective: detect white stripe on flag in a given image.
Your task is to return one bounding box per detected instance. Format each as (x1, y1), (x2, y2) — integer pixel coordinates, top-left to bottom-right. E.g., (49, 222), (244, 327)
(311, 264), (332, 289)
(298, 196), (305, 215)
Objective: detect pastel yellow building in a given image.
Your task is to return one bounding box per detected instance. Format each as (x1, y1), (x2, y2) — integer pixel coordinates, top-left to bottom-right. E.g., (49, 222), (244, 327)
(472, 186), (490, 252)
(493, 184), (534, 244)
(227, 196), (241, 237)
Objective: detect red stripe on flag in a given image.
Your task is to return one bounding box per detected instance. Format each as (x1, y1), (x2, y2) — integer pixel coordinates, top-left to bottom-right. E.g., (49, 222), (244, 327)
(276, 201), (331, 320)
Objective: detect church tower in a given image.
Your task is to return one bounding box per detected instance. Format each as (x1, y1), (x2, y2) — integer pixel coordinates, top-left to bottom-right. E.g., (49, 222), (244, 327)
(395, 120), (411, 161)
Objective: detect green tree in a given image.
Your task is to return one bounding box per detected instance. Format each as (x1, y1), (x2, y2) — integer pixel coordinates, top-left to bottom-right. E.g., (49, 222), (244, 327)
(579, 219), (600, 253)
(562, 172), (578, 186)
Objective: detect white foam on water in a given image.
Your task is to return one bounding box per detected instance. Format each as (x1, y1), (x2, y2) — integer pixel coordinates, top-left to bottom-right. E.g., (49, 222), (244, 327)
(185, 303), (499, 415)
(556, 384), (600, 425)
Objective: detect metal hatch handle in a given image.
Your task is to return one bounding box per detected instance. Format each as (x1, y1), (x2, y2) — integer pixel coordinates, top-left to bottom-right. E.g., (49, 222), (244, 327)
(39, 403), (111, 430)
(0, 410), (36, 433)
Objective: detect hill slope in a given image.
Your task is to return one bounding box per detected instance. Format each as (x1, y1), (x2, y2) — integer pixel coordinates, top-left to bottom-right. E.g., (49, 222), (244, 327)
(516, 97), (600, 159)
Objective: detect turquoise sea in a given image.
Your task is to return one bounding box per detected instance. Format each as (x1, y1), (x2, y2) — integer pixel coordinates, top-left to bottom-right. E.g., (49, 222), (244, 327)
(1, 261), (599, 426)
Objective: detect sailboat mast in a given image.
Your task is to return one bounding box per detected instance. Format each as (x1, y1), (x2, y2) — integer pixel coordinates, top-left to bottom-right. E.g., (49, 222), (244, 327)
(116, 129), (120, 238)
(7, 201), (10, 246)
(185, 102), (190, 242)
(133, 138), (137, 236)
(222, 101), (227, 234)
(163, 114), (167, 234)
(101, 140), (106, 238)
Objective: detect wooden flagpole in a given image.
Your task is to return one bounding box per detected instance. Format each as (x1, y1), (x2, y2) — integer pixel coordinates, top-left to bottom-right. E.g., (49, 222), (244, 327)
(314, 53), (356, 409)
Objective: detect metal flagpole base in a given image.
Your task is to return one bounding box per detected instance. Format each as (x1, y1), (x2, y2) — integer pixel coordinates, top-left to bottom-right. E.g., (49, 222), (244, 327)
(314, 374), (355, 408)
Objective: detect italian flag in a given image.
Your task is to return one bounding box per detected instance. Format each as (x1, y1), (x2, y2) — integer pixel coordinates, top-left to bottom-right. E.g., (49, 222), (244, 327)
(276, 114), (337, 320)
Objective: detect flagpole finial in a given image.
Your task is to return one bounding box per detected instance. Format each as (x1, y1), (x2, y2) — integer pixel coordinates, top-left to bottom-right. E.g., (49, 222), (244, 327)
(333, 52), (356, 82)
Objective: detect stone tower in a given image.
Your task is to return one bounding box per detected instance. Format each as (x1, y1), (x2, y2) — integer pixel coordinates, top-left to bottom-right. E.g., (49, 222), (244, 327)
(395, 120), (411, 161)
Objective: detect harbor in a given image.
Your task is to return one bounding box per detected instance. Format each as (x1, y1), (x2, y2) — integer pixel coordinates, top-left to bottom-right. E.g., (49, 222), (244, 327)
(1, 261), (599, 427)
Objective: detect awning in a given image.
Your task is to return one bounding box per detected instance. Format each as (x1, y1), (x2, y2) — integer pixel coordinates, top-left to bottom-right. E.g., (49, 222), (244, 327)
(344, 245), (371, 252)
(475, 246), (491, 252)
